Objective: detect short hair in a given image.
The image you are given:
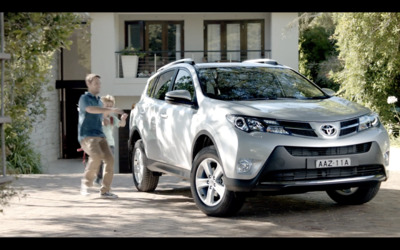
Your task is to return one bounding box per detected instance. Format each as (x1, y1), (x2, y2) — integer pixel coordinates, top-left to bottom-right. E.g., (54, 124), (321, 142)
(101, 95), (115, 105)
(85, 73), (101, 85)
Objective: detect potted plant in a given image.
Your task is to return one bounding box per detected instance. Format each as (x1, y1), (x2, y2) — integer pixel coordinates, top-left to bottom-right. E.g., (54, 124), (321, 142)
(120, 46), (146, 78)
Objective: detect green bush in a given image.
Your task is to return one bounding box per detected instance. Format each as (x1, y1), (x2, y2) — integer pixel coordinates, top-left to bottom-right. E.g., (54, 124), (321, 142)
(332, 13), (400, 141)
(1, 13), (89, 174)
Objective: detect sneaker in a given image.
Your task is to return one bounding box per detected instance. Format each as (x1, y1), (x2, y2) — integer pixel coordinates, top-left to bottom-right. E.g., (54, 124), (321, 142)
(80, 184), (90, 196)
(100, 192), (118, 199)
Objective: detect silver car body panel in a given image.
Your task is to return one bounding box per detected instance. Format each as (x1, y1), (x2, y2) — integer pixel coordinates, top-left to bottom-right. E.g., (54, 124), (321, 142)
(130, 61), (390, 189)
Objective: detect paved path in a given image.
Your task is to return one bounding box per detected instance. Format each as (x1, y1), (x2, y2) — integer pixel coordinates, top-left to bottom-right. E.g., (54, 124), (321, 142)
(0, 148), (400, 237)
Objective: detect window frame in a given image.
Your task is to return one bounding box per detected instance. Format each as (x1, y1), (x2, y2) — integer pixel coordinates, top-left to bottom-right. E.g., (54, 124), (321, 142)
(125, 20), (185, 58)
(203, 19), (265, 62)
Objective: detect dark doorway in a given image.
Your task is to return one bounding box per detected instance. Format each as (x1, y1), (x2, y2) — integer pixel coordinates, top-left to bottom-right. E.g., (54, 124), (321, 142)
(56, 80), (87, 159)
(64, 88), (86, 158)
(118, 109), (131, 173)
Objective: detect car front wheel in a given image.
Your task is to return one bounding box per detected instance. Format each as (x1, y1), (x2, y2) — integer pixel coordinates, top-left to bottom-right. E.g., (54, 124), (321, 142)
(190, 146), (245, 217)
(132, 139), (159, 192)
(326, 182), (381, 205)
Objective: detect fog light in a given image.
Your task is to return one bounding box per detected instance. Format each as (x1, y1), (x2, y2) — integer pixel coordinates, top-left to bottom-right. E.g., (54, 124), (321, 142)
(384, 151), (390, 166)
(237, 159), (253, 173)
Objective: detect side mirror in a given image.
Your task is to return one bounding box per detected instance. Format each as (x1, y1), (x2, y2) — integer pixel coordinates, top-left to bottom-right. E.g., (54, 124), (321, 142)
(322, 88), (336, 97)
(165, 90), (193, 105)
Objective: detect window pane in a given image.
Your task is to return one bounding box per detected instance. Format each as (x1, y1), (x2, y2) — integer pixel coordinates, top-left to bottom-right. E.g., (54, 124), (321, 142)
(146, 77), (157, 97)
(207, 24), (221, 62)
(227, 23), (240, 62)
(127, 23), (141, 49)
(168, 24), (182, 61)
(247, 23), (262, 59)
(148, 24), (162, 53)
(173, 70), (194, 100)
(154, 70), (175, 100)
(198, 67), (325, 101)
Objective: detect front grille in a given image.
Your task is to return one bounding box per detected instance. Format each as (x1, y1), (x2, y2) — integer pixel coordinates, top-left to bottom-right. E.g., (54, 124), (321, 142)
(285, 142), (372, 157)
(340, 118), (359, 136)
(278, 121), (317, 137)
(260, 165), (384, 182)
(277, 118), (360, 138)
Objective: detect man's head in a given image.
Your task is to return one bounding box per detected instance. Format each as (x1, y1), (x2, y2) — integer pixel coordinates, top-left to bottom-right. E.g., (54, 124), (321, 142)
(85, 73), (101, 95)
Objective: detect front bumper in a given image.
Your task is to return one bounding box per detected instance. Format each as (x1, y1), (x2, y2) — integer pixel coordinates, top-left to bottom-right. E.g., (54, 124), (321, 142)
(224, 141), (388, 193)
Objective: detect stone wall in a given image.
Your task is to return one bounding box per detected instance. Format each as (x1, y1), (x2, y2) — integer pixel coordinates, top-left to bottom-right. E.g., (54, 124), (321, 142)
(29, 55), (61, 170)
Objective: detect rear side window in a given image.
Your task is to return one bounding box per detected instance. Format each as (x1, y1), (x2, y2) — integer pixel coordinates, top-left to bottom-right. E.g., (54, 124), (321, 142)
(146, 77), (157, 97)
(153, 70), (175, 100)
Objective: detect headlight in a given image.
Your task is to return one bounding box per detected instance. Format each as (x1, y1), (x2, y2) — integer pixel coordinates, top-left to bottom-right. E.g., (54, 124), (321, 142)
(358, 113), (380, 132)
(226, 115), (289, 135)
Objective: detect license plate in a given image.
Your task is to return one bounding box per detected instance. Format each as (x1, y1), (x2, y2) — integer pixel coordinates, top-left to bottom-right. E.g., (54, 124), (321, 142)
(316, 158), (351, 168)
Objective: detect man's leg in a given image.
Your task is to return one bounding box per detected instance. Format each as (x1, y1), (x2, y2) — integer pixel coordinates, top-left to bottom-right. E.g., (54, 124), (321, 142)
(98, 138), (114, 194)
(95, 163), (103, 185)
(80, 137), (104, 191)
(96, 145), (114, 184)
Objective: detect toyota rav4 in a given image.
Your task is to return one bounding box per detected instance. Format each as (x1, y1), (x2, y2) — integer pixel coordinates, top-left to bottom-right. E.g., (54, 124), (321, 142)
(128, 58), (390, 217)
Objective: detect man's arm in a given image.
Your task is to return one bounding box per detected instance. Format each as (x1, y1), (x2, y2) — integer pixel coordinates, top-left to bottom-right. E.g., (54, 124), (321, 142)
(86, 106), (125, 115)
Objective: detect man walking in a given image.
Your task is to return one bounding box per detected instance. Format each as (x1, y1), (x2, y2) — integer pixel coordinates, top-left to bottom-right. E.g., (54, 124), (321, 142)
(78, 73), (125, 198)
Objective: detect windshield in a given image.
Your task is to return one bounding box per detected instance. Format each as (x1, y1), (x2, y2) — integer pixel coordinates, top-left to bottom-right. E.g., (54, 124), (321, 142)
(197, 67), (327, 101)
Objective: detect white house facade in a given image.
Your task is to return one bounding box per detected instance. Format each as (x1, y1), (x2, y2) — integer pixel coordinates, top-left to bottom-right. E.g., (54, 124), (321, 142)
(33, 12), (299, 173)
(90, 12), (299, 109)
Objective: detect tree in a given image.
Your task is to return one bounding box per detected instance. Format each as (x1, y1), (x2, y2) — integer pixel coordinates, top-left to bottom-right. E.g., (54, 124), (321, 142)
(332, 13), (400, 138)
(1, 13), (89, 173)
(298, 12), (340, 91)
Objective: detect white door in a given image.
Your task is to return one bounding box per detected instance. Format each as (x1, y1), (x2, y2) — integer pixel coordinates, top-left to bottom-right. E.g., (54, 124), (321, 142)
(158, 69), (197, 170)
(144, 69), (175, 162)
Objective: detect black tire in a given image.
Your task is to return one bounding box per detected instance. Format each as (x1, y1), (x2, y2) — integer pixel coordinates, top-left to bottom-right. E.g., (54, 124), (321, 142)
(326, 182), (381, 205)
(190, 146), (245, 217)
(132, 139), (159, 192)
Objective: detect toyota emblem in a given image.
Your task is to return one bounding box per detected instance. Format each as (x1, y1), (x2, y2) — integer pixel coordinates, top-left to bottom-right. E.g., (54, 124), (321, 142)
(320, 124), (337, 136)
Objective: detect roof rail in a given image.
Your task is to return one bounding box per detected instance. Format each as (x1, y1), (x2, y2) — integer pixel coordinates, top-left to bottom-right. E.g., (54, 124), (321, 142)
(242, 58), (279, 65)
(157, 58), (195, 72)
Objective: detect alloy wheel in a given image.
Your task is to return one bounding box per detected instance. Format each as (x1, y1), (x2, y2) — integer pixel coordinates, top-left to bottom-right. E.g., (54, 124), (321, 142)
(133, 148), (144, 184)
(195, 158), (226, 207)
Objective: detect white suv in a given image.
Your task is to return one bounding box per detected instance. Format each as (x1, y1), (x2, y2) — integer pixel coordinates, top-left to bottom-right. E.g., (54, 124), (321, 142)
(128, 58), (390, 217)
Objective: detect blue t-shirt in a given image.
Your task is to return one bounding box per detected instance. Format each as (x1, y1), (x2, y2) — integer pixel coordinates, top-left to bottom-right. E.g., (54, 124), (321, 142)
(78, 92), (105, 143)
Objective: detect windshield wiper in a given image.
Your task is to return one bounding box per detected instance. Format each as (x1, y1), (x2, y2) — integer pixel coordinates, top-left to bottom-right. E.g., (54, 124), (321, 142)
(277, 96), (297, 99)
(245, 97), (278, 101)
(305, 95), (330, 100)
(278, 96), (330, 100)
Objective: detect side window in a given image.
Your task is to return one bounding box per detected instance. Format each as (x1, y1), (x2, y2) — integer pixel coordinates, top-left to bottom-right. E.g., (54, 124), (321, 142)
(153, 70), (175, 100)
(146, 77), (157, 97)
(173, 69), (195, 101)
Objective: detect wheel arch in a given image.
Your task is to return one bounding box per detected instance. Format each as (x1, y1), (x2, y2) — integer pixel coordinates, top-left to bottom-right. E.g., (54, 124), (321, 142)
(128, 127), (142, 168)
(191, 130), (220, 164)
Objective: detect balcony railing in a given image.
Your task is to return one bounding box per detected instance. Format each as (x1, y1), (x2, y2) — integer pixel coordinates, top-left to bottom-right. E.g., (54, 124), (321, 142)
(115, 50), (272, 78)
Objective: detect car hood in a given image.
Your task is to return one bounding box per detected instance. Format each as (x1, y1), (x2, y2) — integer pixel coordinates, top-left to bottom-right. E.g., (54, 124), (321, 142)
(225, 97), (371, 122)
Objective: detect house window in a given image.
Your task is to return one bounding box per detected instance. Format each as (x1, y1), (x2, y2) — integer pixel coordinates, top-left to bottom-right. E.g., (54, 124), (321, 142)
(204, 20), (264, 62)
(125, 20), (184, 60)
(125, 21), (184, 76)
